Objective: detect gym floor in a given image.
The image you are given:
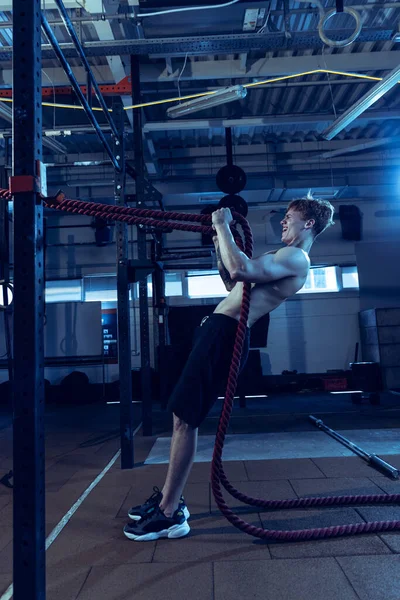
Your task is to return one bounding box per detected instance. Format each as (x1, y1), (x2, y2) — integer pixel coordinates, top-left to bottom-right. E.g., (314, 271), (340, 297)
(1, 391), (400, 600)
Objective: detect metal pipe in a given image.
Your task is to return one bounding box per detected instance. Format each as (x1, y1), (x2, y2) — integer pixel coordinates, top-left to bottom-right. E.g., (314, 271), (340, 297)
(323, 63), (400, 140)
(309, 415), (400, 479)
(53, 0), (119, 139)
(41, 13), (121, 171)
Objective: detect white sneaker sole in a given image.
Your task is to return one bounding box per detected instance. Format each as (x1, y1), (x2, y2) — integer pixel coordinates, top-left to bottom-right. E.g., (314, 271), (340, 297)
(124, 521), (190, 542)
(129, 506), (190, 521)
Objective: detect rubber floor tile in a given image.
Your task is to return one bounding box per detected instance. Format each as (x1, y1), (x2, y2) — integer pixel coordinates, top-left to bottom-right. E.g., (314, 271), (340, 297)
(76, 562), (213, 600)
(311, 456), (382, 478)
(291, 477), (385, 498)
(0, 541), (11, 573)
(210, 479), (297, 514)
(186, 460), (248, 483)
(368, 477), (400, 494)
(46, 516), (154, 568)
(337, 555), (400, 600)
(0, 502), (13, 550)
(0, 572), (12, 598)
(152, 513), (270, 562)
(378, 533), (400, 553)
(46, 566), (91, 600)
(214, 557), (359, 600)
(355, 505), (400, 523)
(259, 508), (391, 559)
(245, 458), (325, 480)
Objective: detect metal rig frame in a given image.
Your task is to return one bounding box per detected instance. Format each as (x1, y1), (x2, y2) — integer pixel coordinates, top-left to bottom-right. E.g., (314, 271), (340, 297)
(12, 2), (46, 597)
(10, 0), (158, 595)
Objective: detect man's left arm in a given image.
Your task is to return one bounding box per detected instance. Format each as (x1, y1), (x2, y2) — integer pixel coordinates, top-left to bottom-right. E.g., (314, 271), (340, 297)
(230, 247), (306, 284)
(213, 213), (306, 284)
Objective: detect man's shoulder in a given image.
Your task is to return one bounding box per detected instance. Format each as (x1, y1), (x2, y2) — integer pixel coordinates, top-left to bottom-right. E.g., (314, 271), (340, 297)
(275, 246), (309, 264)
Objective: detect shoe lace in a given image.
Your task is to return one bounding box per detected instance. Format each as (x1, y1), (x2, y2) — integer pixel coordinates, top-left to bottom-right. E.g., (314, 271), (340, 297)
(140, 505), (161, 523)
(144, 486), (162, 506)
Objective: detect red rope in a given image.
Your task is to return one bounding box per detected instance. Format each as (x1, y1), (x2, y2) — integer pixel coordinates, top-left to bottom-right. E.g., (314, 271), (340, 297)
(6, 188), (400, 541)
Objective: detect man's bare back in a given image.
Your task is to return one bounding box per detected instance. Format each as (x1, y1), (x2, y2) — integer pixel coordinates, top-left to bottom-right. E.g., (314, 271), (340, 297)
(214, 247), (310, 327)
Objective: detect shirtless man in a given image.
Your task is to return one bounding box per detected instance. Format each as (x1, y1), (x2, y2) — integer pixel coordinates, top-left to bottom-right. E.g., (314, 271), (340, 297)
(124, 195), (335, 541)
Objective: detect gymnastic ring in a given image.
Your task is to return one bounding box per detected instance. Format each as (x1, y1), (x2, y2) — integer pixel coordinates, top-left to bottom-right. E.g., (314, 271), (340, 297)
(318, 7), (362, 48)
(0, 281), (13, 309)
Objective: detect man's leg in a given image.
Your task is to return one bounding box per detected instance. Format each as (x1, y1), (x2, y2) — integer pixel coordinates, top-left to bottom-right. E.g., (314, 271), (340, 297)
(159, 413), (198, 517)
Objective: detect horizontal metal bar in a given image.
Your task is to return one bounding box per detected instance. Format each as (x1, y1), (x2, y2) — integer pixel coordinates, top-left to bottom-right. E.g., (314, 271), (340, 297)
(143, 109), (400, 132)
(0, 29), (395, 61)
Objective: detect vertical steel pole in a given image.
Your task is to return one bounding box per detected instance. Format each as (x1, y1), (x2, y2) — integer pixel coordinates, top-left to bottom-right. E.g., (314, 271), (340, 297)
(114, 101), (135, 469)
(131, 54), (152, 436)
(12, 0), (46, 598)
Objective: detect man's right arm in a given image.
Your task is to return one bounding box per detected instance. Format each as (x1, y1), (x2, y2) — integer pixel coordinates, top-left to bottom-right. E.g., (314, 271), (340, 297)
(213, 236), (236, 292)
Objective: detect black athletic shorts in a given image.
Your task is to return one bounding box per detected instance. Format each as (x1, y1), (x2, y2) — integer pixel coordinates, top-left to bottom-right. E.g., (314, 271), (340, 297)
(167, 313), (250, 429)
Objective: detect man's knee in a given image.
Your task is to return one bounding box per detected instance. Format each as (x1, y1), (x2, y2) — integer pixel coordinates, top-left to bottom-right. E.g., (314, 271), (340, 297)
(173, 413), (197, 431)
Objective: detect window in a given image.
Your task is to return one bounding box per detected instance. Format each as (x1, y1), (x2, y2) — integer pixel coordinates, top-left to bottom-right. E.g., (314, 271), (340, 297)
(45, 279), (82, 303)
(342, 266), (359, 289)
(84, 275), (117, 302)
(165, 272), (183, 297)
(135, 273), (183, 299)
(297, 266), (339, 294)
(187, 271), (228, 299)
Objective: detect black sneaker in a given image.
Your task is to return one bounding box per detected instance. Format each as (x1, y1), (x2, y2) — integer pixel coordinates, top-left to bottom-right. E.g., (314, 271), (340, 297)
(128, 486), (190, 521)
(123, 505), (190, 541)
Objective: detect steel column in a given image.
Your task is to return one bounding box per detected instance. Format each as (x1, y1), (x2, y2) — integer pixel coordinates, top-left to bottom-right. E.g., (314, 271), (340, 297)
(152, 234), (167, 384)
(114, 102), (135, 469)
(131, 54), (152, 436)
(12, 0), (45, 598)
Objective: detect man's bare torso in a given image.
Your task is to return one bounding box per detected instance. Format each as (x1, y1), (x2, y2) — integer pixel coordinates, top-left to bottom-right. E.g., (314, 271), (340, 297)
(214, 249), (310, 328)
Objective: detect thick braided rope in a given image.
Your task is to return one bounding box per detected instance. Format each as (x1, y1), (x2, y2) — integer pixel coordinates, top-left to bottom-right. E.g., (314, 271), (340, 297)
(27, 193), (400, 540)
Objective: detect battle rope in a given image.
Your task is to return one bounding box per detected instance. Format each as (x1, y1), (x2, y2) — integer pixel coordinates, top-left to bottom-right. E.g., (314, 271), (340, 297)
(4, 187), (400, 541)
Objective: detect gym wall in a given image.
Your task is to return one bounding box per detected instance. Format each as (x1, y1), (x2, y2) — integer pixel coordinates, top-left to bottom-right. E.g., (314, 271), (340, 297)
(2, 197), (399, 383)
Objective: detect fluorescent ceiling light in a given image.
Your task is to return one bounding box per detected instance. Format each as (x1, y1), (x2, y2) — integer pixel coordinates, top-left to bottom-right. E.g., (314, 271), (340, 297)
(392, 26), (400, 42)
(44, 130), (72, 137)
(322, 63), (400, 140)
(330, 390), (363, 394)
(167, 85), (247, 119)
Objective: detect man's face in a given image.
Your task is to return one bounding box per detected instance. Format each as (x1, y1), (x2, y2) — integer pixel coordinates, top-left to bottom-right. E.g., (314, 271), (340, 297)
(280, 209), (308, 244)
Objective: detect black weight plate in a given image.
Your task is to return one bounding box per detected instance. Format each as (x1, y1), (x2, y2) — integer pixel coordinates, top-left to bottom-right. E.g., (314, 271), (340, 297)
(218, 194), (248, 218)
(216, 165), (247, 195)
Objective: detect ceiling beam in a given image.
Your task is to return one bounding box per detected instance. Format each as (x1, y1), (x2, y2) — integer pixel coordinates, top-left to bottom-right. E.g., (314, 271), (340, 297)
(143, 110), (400, 132)
(35, 138), (394, 165)
(140, 51), (400, 83)
(2, 52), (398, 87)
(151, 138), (400, 160)
(0, 29), (396, 61)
